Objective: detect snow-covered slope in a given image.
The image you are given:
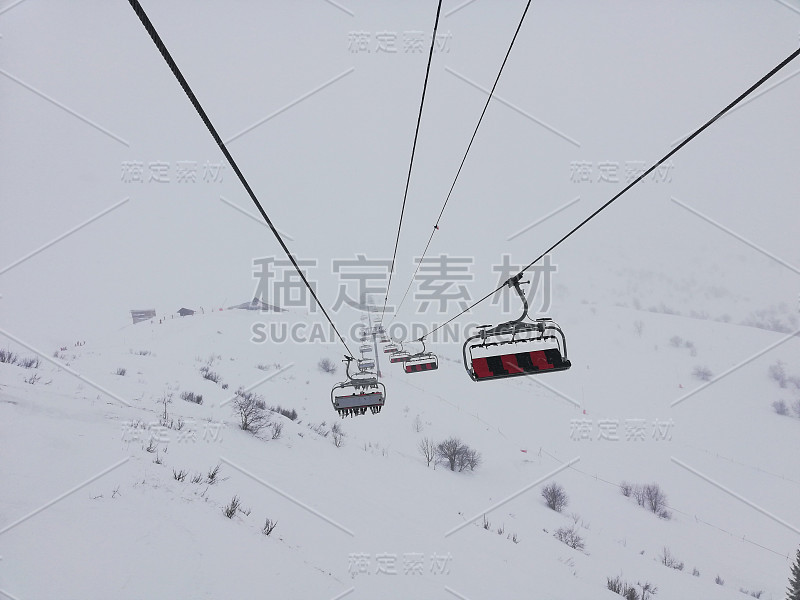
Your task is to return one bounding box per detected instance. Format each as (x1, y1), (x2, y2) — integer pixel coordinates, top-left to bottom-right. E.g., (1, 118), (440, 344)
(2, 0), (799, 598)
(1, 305), (798, 599)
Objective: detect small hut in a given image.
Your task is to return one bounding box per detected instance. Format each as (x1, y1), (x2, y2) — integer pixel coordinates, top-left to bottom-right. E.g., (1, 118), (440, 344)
(177, 308), (195, 317)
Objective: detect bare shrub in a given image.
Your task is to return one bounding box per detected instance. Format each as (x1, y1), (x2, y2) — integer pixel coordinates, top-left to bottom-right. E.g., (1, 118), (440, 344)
(318, 357), (337, 374)
(207, 464), (222, 485)
(24, 372), (41, 385)
(482, 514), (491, 530)
(739, 588), (763, 598)
(232, 388), (270, 433)
(271, 421), (284, 440)
(223, 496), (240, 518)
(715, 575), (724, 585)
(607, 576), (640, 600)
(262, 518), (277, 536)
(553, 526), (585, 551)
(644, 484), (668, 515)
(773, 400), (789, 416)
(659, 547), (684, 570)
(332, 425), (345, 447)
(418, 437), (435, 467)
(669, 336), (683, 348)
(691, 567), (700, 577)
(200, 365), (221, 384)
(692, 365), (713, 381)
(542, 482), (568, 512)
(637, 582), (658, 600)
(116, 367), (127, 376)
(0, 348), (19, 364)
(624, 482), (670, 519)
(172, 469), (188, 482)
(270, 405), (297, 420)
(180, 391), (203, 405)
(190, 472), (203, 484)
(793, 399), (800, 419)
(768, 361), (788, 387)
(19, 356), (40, 369)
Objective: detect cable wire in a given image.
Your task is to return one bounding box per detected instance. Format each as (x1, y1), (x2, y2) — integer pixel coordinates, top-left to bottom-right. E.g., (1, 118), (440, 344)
(391, 0), (533, 324)
(420, 44), (800, 340)
(381, 0), (443, 321)
(127, 0), (355, 357)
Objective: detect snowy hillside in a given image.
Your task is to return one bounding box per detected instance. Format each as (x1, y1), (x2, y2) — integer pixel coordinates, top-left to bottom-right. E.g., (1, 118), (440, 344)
(2, 0), (800, 598)
(1, 305), (799, 599)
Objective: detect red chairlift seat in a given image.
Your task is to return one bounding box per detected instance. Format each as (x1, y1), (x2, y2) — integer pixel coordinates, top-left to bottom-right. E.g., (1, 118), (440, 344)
(403, 339), (439, 374)
(390, 351), (411, 363)
(463, 276), (571, 382)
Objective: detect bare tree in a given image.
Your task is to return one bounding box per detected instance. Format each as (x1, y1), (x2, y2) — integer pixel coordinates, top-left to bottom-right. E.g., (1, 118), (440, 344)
(435, 437), (481, 472)
(418, 437), (435, 467)
(232, 388), (270, 433)
(436, 437), (463, 471)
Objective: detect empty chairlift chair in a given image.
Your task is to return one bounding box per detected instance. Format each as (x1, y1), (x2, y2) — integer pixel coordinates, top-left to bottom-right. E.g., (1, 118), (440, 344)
(389, 342), (411, 364)
(331, 357), (386, 417)
(463, 276), (571, 382)
(404, 339), (439, 374)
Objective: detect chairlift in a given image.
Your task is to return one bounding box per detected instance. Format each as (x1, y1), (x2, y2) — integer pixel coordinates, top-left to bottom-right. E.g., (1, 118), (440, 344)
(358, 357), (375, 371)
(331, 357), (386, 417)
(360, 344), (372, 354)
(463, 275), (571, 381)
(404, 339), (438, 374)
(389, 341), (411, 364)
